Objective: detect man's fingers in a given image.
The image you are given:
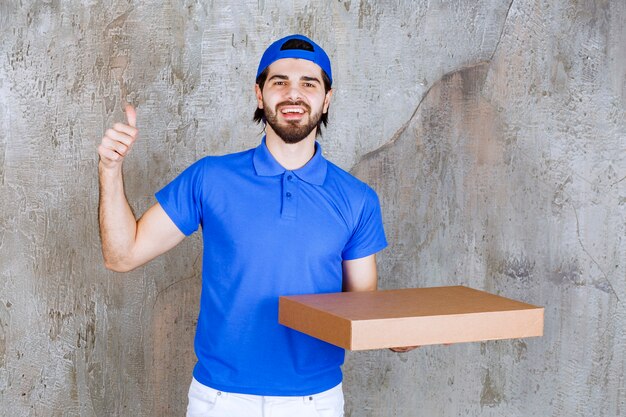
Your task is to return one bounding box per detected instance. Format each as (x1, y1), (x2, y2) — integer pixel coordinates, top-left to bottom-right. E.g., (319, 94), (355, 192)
(390, 345), (420, 353)
(98, 144), (123, 162)
(97, 107), (138, 166)
(113, 122), (138, 139)
(125, 105), (137, 128)
(101, 136), (129, 156)
(105, 128), (135, 147)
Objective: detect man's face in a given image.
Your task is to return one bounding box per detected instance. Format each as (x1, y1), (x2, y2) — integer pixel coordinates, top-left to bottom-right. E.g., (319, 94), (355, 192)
(255, 58), (332, 144)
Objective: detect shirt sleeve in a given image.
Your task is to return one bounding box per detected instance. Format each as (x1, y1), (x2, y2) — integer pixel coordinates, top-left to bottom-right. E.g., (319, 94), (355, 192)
(155, 159), (204, 236)
(341, 185), (388, 260)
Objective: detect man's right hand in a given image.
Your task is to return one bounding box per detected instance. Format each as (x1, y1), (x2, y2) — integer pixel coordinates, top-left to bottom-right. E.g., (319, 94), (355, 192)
(98, 105), (138, 169)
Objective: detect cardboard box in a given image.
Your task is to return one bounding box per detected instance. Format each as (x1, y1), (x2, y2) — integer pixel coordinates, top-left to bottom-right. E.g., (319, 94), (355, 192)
(278, 286), (544, 350)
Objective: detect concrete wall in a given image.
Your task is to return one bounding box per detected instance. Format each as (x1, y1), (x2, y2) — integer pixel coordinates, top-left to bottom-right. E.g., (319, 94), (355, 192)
(0, 1), (623, 416)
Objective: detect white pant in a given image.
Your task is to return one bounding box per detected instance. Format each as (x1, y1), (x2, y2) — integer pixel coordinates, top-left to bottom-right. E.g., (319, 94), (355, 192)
(186, 377), (344, 417)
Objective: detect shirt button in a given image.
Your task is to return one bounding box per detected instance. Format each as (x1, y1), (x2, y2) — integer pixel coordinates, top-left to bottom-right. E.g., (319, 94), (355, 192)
(287, 175), (293, 180)
(286, 192), (292, 198)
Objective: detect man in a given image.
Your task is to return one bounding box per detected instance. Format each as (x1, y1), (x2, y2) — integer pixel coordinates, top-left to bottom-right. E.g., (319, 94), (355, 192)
(98, 34), (388, 417)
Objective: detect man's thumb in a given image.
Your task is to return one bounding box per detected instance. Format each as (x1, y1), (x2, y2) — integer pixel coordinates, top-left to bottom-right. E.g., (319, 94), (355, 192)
(125, 105), (137, 128)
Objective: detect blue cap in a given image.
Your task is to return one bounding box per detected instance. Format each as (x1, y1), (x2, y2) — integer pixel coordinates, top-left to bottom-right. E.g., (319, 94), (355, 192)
(256, 34), (333, 86)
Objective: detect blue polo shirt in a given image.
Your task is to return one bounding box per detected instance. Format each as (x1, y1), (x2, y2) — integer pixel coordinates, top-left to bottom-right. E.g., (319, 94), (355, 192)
(155, 137), (387, 396)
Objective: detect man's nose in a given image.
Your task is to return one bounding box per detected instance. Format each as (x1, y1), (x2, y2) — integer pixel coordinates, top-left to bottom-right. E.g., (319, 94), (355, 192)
(286, 85), (303, 101)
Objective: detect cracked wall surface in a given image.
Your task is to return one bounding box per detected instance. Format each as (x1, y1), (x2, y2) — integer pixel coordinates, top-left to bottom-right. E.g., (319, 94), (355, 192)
(0, 1), (624, 416)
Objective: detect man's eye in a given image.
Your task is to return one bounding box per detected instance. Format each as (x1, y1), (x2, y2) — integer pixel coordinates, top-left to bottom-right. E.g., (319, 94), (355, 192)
(274, 81), (286, 86)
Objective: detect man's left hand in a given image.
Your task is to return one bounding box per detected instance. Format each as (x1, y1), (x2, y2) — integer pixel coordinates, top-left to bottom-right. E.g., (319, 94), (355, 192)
(389, 346), (420, 352)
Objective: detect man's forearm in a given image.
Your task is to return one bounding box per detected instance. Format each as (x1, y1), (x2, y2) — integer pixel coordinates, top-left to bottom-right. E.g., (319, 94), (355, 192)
(96, 105), (185, 272)
(98, 162), (139, 271)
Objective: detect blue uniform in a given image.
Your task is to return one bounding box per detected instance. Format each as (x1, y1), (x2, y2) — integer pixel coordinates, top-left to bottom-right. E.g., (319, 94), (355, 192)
(156, 138), (387, 396)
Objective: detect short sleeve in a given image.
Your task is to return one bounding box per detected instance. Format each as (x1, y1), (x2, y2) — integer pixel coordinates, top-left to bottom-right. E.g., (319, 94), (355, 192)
(155, 159), (204, 236)
(341, 186), (388, 260)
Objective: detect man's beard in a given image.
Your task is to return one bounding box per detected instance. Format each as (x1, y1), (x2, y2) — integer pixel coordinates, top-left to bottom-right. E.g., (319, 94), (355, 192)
(264, 100), (323, 144)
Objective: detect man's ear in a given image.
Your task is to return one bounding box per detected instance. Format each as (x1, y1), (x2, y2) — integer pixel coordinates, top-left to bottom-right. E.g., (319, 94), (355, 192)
(323, 88), (333, 114)
(255, 84), (264, 109)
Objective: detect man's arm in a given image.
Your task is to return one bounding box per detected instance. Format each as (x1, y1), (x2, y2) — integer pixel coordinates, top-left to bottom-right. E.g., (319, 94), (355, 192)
(342, 254), (378, 292)
(342, 254), (419, 352)
(98, 105), (185, 272)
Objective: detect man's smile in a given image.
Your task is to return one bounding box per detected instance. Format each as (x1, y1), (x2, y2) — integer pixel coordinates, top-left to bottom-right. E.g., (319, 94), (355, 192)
(277, 102), (310, 121)
(281, 107), (305, 114)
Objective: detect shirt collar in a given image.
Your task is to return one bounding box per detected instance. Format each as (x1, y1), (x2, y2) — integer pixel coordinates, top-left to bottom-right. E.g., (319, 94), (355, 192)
(253, 136), (328, 186)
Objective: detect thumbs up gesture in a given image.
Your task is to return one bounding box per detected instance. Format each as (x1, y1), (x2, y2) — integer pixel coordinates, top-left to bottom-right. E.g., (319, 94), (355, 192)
(98, 105), (139, 169)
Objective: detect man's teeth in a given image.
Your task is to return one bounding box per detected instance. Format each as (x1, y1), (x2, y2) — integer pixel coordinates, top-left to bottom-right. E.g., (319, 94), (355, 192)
(281, 108), (304, 113)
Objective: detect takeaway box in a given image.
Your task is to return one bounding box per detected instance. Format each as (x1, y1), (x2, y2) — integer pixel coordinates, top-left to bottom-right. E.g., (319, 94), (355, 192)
(278, 286), (544, 350)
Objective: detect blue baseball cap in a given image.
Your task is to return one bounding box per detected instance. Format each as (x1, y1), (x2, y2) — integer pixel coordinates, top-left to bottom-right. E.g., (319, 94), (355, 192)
(256, 34), (333, 86)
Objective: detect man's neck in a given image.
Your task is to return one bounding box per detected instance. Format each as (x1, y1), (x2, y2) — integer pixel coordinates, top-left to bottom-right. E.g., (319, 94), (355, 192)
(265, 128), (317, 171)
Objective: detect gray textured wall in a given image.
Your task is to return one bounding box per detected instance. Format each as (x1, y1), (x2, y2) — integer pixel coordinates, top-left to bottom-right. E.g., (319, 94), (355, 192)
(0, 1), (624, 416)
